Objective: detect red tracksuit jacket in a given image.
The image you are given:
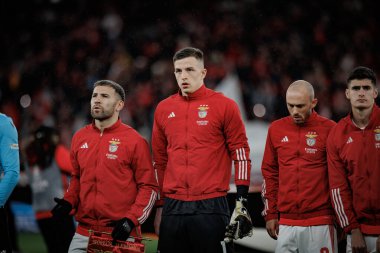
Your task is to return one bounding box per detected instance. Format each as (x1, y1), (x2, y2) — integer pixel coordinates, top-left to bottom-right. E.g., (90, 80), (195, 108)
(64, 119), (158, 227)
(261, 111), (336, 223)
(152, 85), (251, 202)
(327, 105), (380, 234)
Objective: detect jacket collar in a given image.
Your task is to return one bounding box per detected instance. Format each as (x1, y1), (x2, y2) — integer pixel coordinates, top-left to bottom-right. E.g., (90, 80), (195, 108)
(178, 84), (207, 100)
(304, 110), (318, 126)
(346, 104), (380, 129)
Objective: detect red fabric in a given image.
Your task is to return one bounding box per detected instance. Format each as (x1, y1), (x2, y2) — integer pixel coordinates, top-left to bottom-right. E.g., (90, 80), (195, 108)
(86, 231), (144, 253)
(55, 144), (73, 191)
(360, 224), (380, 235)
(35, 211), (53, 220)
(327, 105), (380, 234)
(261, 111), (336, 221)
(64, 119), (158, 227)
(279, 216), (334, 226)
(55, 144), (73, 174)
(76, 223), (141, 238)
(152, 85), (251, 202)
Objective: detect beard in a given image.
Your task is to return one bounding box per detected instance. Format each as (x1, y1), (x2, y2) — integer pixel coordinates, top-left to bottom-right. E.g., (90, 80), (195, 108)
(91, 107), (114, 121)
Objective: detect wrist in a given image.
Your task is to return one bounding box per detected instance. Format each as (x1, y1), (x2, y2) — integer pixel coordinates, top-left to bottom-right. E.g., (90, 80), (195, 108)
(351, 228), (362, 235)
(236, 185), (249, 200)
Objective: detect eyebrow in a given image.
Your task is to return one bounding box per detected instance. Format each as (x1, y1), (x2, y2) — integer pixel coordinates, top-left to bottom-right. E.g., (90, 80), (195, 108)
(92, 92), (110, 96)
(175, 66), (195, 71)
(287, 103), (305, 107)
(350, 85), (372, 90)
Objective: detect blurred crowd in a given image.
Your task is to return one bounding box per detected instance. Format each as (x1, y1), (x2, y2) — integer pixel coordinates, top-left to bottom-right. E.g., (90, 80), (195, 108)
(1, 0), (380, 147)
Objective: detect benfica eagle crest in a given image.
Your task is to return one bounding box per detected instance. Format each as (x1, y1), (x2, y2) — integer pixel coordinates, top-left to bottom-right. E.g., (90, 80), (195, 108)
(305, 132), (318, 147)
(198, 105), (209, 118)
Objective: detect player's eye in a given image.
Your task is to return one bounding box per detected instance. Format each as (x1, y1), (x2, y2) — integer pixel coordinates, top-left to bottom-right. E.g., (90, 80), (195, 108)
(363, 86), (371, 90)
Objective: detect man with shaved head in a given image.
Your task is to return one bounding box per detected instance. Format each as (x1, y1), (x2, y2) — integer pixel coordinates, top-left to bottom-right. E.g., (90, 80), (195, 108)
(261, 80), (338, 252)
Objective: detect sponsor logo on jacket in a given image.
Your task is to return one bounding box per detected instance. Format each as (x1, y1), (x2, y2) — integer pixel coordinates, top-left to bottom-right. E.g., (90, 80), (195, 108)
(10, 143), (19, 150)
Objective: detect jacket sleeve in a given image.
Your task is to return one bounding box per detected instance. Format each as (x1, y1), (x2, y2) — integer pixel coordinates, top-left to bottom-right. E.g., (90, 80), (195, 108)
(151, 108), (167, 206)
(327, 129), (359, 233)
(126, 137), (158, 225)
(63, 135), (80, 209)
(0, 118), (20, 206)
(260, 126), (279, 221)
(223, 100), (251, 187)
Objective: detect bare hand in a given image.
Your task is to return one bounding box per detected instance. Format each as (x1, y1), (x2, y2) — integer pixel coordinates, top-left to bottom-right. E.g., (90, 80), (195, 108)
(266, 219), (279, 240)
(154, 207), (163, 235)
(351, 228), (367, 253)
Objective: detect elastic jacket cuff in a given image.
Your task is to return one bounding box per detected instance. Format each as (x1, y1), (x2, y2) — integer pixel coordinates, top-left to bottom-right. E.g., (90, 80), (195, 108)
(265, 213), (279, 221)
(344, 222), (361, 234)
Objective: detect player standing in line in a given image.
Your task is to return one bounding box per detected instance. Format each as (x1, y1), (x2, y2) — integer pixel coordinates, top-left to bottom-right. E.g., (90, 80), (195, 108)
(51, 80), (158, 252)
(152, 47), (253, 253)
(327, 66), (380, 253)
(0, 113), (20, 253)
(261, 80), (337, 252)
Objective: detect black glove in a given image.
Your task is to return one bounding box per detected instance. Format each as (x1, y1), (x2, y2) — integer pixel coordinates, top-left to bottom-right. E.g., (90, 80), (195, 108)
(51, 197), (72, 218)
(111, 217), (135, 245)
(224, 197), (253, 242)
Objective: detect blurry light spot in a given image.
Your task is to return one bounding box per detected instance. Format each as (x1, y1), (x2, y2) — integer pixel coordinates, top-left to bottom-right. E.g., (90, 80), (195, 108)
(20, 94), (31, 108)
(253, 104), (266, 118)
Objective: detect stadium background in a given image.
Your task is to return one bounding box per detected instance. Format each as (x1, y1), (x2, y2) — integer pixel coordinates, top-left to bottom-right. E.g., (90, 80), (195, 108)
(1, 0), (380, 252)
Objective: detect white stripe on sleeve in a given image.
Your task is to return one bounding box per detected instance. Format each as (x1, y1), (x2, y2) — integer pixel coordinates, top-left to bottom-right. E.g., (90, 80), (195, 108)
(332, 188), (349, 227)
(236, 148), (248, 180)
(137, 190), (157, 224)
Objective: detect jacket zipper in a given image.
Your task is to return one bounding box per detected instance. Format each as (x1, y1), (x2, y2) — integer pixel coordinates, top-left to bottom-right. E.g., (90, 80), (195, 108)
(185, 98), (190, 197)
(362, 129), (373, 220)
(296, 126), (300, 211)
(94, 130), (103, 224)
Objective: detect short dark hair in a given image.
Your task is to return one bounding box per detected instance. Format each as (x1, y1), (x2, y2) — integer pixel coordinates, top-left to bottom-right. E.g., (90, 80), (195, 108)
(93, 80), (125, 101)
(347, 66), (377, 87)
(173, 47), (204, 63)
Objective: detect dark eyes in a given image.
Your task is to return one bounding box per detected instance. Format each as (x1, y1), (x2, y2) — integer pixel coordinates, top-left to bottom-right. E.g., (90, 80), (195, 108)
(351, 86), (372, 91)
(288, 104), (304, 108)
(175, 68), (194, 73)
(92, 94), (109, 98)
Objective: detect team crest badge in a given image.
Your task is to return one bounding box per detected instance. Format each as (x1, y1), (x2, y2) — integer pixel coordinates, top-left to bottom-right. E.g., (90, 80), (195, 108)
(305, 132), (318, 147)
(198, 105), (209, 118)
(109, 139), (120, 153)
(375, 128), (380, 141)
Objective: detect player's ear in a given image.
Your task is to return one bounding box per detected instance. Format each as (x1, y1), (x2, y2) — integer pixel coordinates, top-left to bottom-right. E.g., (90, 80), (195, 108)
(311, 98), (318, 109)
(201, 68), (207, 79)
(345, 88), (350, 99)
(373, 87), (378, 98)
(116, 100), (124, 112)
